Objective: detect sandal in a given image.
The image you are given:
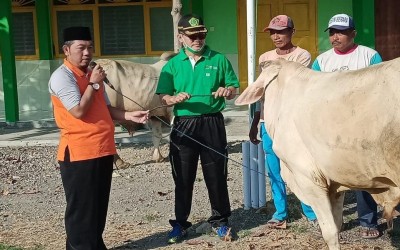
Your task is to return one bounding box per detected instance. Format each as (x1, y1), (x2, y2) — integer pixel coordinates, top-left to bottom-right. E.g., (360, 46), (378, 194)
(360, 226), (380, 239)
(267, 218), (287, 229)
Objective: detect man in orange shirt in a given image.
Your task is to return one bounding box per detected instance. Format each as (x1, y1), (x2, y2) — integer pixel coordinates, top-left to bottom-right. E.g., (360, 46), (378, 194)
(49, 26), (149, 250)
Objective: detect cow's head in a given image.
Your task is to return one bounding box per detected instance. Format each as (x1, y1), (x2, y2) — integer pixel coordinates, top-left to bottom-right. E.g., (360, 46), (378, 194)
(235, 59), (283, 106)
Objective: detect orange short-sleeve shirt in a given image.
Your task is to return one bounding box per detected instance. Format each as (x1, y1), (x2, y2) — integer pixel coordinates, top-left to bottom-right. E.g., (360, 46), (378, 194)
(51, 59), (116, 162)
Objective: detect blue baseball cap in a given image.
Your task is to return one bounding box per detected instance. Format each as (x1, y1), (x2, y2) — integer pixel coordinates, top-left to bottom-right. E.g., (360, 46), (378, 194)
(324, 14), (355, 32)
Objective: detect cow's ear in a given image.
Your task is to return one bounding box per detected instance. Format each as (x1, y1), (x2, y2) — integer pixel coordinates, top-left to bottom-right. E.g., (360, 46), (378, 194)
(260, 61), (281, 89)
(235, 62), (281, 105)
(235, 85), (264, 105)
(235, 70), (269, 105)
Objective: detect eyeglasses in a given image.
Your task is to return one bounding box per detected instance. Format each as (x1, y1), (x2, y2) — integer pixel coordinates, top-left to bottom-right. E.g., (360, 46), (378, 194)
(185, 33), (207, 41)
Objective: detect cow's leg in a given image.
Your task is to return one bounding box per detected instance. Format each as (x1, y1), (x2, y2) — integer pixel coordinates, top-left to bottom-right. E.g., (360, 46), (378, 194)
(113, 153), (131, 170)
(371, 188), (400, 231)
(329, 191), (345, 233)
(309, 192), (341, 250)
(283, 169), (341, 249)
(149, 119), (165, 162)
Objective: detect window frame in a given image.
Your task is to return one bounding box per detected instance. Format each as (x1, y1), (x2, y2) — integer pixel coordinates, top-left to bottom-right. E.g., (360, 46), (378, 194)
(144, 1), (174, 55)
(12, 6), (39, 60)
(51, 0), (173, 58)
(52, 5), (99, 58)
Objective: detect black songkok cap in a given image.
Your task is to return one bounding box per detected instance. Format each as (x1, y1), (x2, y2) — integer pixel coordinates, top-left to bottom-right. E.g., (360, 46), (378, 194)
(63, 26), (92, 42)
(178, 14), (208, 35)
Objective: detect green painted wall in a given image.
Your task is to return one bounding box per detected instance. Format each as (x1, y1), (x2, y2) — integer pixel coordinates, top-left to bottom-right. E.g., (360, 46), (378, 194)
(352, 0), (375, 49)
(316, 0), (375, 54)
(181, 0), (191, 15)
(316, 0), (353, 53)
(202, 0), (238, 54)
(191, 0), (204, 18)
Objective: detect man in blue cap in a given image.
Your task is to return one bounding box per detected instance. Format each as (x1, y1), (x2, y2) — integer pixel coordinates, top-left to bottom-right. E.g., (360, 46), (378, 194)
(312, 14), (382, 239)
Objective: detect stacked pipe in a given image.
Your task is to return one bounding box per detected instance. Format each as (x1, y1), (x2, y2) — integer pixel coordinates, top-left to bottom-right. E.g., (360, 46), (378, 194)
(242, 141), (266, 209)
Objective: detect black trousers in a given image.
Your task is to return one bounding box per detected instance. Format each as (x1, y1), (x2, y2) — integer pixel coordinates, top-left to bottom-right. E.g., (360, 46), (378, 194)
(169, 112), (231, 229)
(59, 149), (113, 250)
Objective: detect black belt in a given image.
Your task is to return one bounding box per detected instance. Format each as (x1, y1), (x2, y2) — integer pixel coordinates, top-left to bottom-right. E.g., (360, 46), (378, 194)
(175, 112), (222, 120)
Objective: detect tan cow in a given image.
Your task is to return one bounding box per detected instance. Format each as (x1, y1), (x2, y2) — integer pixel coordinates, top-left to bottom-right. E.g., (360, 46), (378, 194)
(235, 58), (400, 249)
(96, 52), (175, 168)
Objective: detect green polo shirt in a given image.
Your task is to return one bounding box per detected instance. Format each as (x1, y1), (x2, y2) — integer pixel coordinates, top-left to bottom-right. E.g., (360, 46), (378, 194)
(156, 46), (239, 116)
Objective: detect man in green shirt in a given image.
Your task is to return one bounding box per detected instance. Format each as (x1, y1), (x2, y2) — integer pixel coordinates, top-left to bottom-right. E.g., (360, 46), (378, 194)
(156, 13), (239, 244)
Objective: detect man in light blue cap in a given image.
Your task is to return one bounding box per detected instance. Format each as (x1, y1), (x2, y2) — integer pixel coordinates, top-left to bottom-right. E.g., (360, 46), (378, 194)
(312, 13), (382, 239)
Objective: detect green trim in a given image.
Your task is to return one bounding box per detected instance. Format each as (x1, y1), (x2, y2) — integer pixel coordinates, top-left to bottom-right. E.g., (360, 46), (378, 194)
(36, 0), (54, 59)
(0, 0), (19, 122)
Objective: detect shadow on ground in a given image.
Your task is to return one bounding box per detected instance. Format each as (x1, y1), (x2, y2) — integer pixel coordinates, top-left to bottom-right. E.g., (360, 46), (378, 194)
(109, 193), (319, 250)
(0, 127), (60, 138)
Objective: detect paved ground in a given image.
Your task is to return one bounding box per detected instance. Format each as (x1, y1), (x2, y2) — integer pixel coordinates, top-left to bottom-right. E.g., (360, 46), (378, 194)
(0, 104), (250, 147)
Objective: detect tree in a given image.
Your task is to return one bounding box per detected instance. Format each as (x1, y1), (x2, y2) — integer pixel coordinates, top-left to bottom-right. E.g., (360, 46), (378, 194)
(171, 0), (182, 53)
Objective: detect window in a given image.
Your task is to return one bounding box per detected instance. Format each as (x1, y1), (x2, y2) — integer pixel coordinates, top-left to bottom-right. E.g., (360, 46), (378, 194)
(52, 0), (173, 57)
(149, 6), (174, 51)
(11, 1), (38, 59)
(55, 10), (94, 54)
(99, 5), (145, 55)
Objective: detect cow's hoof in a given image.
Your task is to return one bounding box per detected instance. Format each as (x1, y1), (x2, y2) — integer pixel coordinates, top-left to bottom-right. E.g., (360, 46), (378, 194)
(114, 159), (131, 170)
(154, 156), (168, 163)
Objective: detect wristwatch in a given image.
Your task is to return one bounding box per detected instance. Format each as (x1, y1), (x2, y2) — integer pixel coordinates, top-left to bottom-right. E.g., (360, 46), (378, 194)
(89, 82), (100, 91)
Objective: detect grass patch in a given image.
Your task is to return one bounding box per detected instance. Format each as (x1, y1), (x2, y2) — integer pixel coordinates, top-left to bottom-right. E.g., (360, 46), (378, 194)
(237, 229), (252, 238)
(289, 223), (308, 234)
(0, 244), (44, 250)
(0, 244), (23, 250)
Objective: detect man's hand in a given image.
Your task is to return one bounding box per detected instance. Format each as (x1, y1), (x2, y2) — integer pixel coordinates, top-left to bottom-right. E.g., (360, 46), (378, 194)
(89, 64), (107, 84)
(161, 92), (191, 106)
(213, 87), (236, 100)
(125, 110), (149, 124)
(249, 111), (261, 144)
(249, 124), (260, 144)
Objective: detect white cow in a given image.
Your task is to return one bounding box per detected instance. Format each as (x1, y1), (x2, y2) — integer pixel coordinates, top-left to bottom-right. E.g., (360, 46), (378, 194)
(96, 52), (175, 168)
(235, 58), (400, 249)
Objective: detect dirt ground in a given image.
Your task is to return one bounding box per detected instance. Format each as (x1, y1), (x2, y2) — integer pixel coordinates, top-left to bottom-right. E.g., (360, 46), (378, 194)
(1, 142), (400, 250)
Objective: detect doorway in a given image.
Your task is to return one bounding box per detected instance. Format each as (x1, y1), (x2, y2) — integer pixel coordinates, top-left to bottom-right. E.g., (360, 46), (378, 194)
(237, 0), (316, 89)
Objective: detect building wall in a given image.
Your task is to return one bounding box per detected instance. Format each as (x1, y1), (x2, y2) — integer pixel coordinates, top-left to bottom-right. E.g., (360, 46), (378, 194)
(316, 0), (353, 53)
(0, 56), (163, 122)
(203, 0), (239, 76)
(1, 0), (378, 122)
(316, 0), (375, 54)
(0, 65), (3, 120)
(1, 0), (240, 122)
(352, 0), (375, 49)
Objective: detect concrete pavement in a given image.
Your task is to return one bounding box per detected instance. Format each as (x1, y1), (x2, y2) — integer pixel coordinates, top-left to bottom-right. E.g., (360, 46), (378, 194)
(0, 104), (250, 147)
